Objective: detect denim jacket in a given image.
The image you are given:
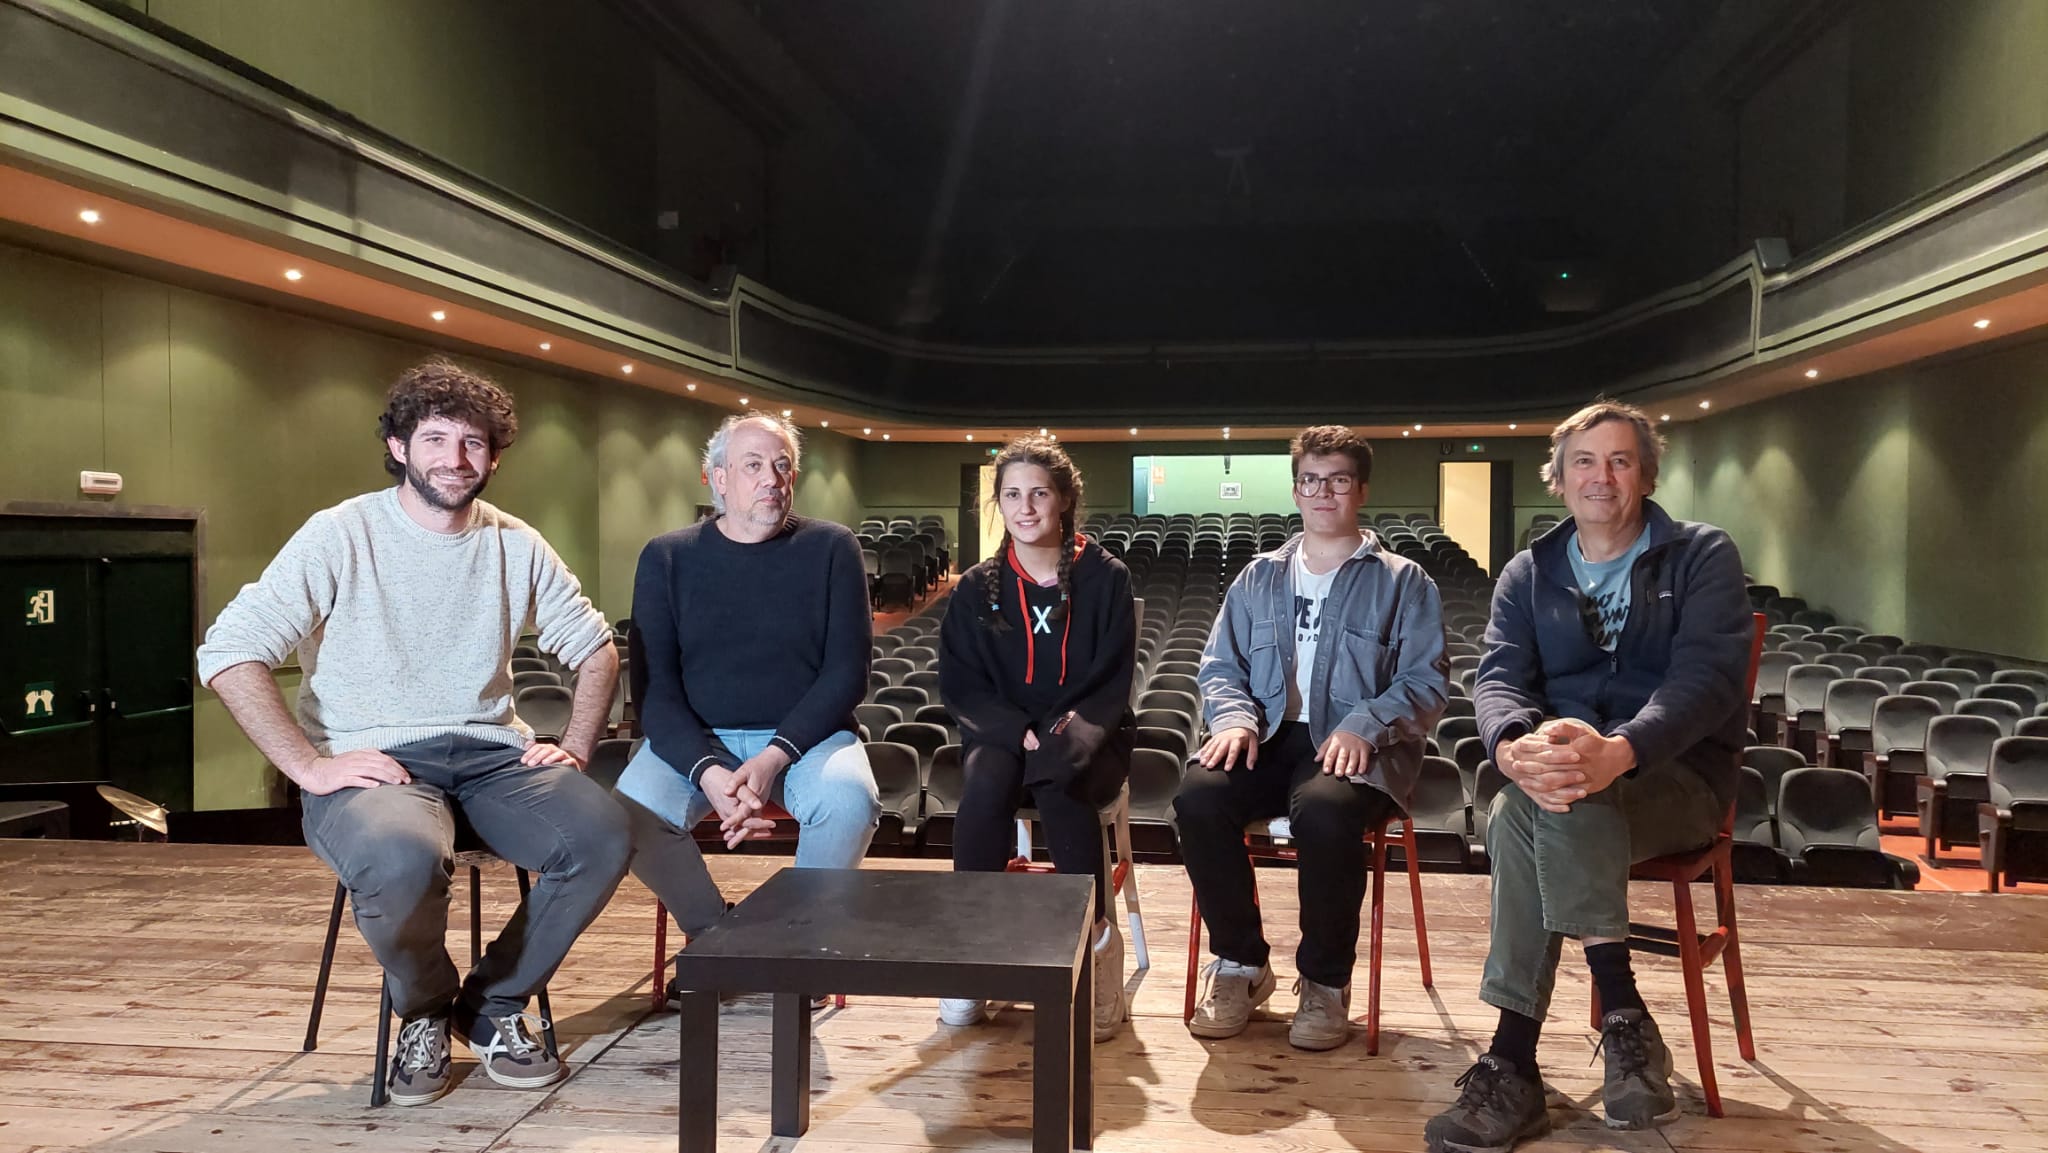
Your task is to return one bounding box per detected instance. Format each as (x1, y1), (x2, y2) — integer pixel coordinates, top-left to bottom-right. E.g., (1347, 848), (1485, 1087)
(1197, 532), (1450, 812)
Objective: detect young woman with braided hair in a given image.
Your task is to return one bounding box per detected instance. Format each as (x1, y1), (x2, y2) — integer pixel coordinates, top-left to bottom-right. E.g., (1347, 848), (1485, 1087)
(938, 436), (1136, 1040)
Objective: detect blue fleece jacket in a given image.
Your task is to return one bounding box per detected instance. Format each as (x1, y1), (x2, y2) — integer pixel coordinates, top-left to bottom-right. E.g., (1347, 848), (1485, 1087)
(1474, 500), (1752, 811)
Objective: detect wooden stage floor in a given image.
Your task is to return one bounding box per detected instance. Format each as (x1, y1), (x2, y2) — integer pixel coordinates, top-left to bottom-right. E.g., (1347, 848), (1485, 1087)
(0, 842), (2041, 1152)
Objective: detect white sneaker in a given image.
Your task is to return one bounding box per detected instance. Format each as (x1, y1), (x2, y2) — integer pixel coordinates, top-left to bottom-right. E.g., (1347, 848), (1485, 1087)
(1187, 958), (1275, 1039)
(1092, 920), (1128, 1041)
(1287, 977), (1351, 1051)
(938, 997), (988, 1026)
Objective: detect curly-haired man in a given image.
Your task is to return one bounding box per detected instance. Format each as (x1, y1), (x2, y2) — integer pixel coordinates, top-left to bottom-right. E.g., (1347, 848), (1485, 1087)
(198, 357), (628, 1106)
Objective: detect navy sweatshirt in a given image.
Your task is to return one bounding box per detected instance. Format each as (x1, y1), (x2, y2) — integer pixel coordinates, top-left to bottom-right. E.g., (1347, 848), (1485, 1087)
(940, 538), (1136, 804)
(633, 515), (871, 786)
(1475, 499), (1753, 811)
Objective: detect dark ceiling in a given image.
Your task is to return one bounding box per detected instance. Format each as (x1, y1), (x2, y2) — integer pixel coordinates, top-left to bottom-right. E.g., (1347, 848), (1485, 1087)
(753, 1), (1719, 197)
(736, 1), (1735, 342)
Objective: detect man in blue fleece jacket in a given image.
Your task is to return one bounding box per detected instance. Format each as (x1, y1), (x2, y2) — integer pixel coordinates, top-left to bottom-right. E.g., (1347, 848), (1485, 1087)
(1427, 401), (1753, 1153)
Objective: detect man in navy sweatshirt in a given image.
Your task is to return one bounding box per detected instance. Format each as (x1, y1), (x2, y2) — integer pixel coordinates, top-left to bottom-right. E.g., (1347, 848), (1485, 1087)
(1427, 400), (1753, 1152)
(614, 414), (880, 994)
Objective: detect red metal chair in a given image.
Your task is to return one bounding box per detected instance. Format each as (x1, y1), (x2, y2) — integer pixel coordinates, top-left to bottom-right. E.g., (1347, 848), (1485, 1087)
(1182, 814), (1432, 1055)
(650, 802), (845, 1010)
(1587, 611), (1767, 1119)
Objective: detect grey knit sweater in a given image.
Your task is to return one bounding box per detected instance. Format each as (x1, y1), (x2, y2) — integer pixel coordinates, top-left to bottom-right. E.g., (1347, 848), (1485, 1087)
(196, 487), (610, 755)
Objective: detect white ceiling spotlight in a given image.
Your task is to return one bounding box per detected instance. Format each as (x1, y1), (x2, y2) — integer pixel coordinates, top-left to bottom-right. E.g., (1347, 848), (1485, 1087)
(78, 209), (100, 224)
(284, 269), (304, 282)
(1804, 368), (1819, 379)
(430, 310), (447, 322)
(1974, 318), (1992, 330)
(1699, 400), (1712, 410)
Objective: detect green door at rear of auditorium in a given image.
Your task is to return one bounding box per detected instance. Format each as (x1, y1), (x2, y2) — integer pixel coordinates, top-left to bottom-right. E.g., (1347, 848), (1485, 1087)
(0, 525), (196, 822)
(0, 559), (103, 785)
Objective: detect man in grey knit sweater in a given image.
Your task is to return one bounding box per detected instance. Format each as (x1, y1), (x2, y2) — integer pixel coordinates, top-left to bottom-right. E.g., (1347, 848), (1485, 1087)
(197, 358), (629, 1106)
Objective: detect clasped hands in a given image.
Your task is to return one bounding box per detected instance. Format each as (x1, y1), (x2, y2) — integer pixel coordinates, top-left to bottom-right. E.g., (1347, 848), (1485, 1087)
(700, 746), (791, 849)
(1494, 718), (1636, 813)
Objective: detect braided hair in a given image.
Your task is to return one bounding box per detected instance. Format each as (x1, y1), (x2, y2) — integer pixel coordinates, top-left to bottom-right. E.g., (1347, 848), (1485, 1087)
(981, 436), (1084, 633)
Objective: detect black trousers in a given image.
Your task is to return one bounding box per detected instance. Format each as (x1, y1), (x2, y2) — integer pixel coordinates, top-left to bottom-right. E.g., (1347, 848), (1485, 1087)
(1171, 722), (1402, 987)
(953, 742), (1111, 918)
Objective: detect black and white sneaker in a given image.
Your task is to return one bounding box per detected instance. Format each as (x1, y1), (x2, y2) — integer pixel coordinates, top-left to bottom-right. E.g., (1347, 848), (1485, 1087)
(387, 1015), (452, 1106)
(462, 1012), (562, 1089)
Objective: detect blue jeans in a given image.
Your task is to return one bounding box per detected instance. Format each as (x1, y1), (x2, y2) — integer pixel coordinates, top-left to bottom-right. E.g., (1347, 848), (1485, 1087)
(614, 728), (880, 935)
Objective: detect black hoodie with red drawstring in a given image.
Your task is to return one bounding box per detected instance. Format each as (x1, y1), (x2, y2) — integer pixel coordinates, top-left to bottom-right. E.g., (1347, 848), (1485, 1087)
(939, 536), (1136, 806)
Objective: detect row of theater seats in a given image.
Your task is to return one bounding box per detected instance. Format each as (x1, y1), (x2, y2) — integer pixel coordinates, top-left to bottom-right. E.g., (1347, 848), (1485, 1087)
(857, 516), (950, 611)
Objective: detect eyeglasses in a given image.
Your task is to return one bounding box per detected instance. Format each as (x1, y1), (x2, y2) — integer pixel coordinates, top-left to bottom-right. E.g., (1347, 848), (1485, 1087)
(1294, 472), (1357, 496)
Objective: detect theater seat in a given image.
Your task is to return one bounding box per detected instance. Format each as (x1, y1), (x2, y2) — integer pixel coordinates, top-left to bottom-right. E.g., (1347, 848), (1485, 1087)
(1778, 767), (1917, 889)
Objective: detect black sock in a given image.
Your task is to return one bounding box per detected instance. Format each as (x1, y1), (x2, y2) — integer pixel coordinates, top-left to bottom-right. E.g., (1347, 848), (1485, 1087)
(1487, 1008), (1541, 1075)
(1585, 941), (1647, 1017)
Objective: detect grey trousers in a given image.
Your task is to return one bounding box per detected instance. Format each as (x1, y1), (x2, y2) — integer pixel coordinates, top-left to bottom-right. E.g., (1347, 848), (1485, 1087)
(301, 734), (631, 1025)
(1478, 764), (1722, 1021)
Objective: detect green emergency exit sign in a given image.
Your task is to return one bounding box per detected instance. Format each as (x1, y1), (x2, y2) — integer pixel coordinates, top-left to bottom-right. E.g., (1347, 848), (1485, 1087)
(1465, 443), (1486, 454)
(24, 587), (55, 626)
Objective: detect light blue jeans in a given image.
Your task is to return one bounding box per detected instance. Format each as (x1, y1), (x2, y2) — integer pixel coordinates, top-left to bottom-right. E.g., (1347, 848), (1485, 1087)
(615, 728), (880, 936)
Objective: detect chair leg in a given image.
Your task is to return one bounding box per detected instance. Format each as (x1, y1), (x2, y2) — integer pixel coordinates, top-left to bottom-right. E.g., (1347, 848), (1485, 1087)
(654, 900), (669, 1010)
(514, 868), (560, 1059)
(371, 977), (393, 1107)
(1113, 798), (1148, 971)
(1401, 823), (1432, 989)
(1671, 880), (1722, 1118)
(468, 865), (483, 968)
(305, 880), (347, 1052)
(1366, 832), (1388, 1056)
(1713, 858), (1757, 1062)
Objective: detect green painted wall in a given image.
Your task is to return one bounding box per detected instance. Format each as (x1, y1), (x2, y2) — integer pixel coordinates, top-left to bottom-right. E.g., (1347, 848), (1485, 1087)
(1666, 334), (2048, 660)
(132, 0), (662, 251)
(1141, 455), (1296, 515)
(0, 242), (859, 808)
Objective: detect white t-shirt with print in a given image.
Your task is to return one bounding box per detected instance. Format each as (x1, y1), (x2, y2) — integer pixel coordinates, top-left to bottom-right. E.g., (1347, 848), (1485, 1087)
(1286, 543), (1349, 722)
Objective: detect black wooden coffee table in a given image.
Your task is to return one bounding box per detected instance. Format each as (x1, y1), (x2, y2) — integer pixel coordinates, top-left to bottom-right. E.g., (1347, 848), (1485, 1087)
(671, 867), (1096, 1153)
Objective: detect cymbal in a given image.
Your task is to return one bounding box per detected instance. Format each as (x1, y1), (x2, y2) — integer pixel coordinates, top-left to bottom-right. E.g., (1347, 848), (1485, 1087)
(96, 785), (169, 837)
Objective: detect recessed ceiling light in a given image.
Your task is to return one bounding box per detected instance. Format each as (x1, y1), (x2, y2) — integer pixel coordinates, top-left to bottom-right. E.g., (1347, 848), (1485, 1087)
(1129, 427), (1139, 436)
(1974, 318), (1992, 330)
(1402, 430), (1411, 437)
(819, 420), (829, 428)
(1507, 423), (1518, 430)
(738, 397), (749, 406)
(782, 408), (792, 417)
(430, 310), (447, 322)
(78, 209), (100, 224)
(538, 341), (550, 350)
(862, 427), (872, 435)
(1039, 427), (1049, 436)
(621, 364), (634, 374)
(1804, 368), (1819, 379)
(965, 433), (975, 441)
(685, 382), (697, 391)
(1661, 414), (1671, 422)
(882, 433), (891, 440)
(1414, 423), (1423, 431)
(283, 269), (303, 282)
(1699, 400), (1712, 410)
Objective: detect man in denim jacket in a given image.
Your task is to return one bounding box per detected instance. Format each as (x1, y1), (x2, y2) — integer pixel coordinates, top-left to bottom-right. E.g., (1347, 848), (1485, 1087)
(1427, 400), (1752, 1153)
(1175, 425), (1449, 1051)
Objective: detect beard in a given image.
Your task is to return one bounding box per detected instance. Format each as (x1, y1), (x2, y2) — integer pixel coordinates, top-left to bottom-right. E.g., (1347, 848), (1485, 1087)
(405, 459), (489, 512)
